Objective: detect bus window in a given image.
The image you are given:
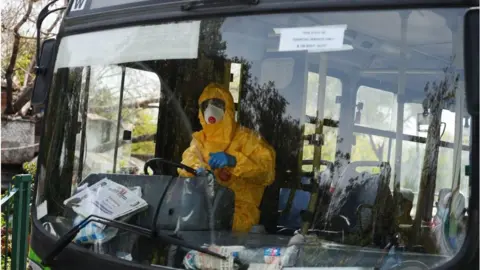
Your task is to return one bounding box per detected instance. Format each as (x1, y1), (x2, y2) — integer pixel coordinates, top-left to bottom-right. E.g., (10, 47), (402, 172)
(303, 73), (342, 172)
(351, 85), (397, 175)
(79, 65), (161, 180)
(404, 102), (462, 144)
(356, 85), (396, 131)
(351, 133), (395, 172)
(229, 63), (242, 121)
(402, 144), (456, 217)
(351, 73), (470, 237)
(306, 73), (342, 121)
(229, 63), (242, 104)
(123, 67), (161, 166)
(402, 146), (470, 216)
(402, 93), (471, 211)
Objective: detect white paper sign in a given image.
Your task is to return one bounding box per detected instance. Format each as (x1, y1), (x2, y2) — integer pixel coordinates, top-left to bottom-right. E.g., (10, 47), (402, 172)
(276, 25), (347, 52)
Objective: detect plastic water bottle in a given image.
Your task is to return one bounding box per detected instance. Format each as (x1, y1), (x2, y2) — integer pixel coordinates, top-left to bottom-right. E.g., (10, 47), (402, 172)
(236, 233), (305, 266)
(183, 234), (305, 269)
(234, 247), (286, 264)
(281, 233), (304, 267)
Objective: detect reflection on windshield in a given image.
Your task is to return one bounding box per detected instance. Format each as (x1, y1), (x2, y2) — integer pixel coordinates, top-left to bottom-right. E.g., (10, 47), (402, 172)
(34, 8), (471, 270)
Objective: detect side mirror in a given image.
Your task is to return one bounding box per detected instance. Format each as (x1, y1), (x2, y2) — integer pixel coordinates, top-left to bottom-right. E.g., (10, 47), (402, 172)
(31, 39), (56, 105)
(464, 8), (478, 116)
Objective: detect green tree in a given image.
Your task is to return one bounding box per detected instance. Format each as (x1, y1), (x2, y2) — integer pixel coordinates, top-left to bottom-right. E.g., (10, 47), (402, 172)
(131, 110), (157, 155)
(413, 63), (460, 241)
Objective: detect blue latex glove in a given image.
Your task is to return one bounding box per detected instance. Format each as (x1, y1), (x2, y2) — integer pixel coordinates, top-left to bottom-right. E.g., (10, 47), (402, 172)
(208, 152), (236, 170)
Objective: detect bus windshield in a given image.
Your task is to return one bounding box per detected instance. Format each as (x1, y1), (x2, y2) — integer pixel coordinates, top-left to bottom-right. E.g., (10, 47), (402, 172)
(34, 7), (472, 269)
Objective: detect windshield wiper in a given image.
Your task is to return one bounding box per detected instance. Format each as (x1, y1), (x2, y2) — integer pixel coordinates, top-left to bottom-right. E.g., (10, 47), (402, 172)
(181, 0), (259, 11)
(42, 214), (227, 266)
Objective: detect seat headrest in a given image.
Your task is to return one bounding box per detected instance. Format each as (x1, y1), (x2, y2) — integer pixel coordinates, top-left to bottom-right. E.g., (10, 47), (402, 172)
(438, 188), (452, 201)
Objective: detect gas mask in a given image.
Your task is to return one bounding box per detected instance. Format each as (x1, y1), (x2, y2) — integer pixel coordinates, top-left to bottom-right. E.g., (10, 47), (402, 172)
(201, 98), (225, 124)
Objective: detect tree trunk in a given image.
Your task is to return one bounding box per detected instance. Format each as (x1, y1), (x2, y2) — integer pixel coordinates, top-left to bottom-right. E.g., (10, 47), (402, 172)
(412, 103), (443, 242)
(89, 97), (160, 114)
(12, 10), (64, 113)
(4, 1), (33, 115)
(13, 86), (33, 114)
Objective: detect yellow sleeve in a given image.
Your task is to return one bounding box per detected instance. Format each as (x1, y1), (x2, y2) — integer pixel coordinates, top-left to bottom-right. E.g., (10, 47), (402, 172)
(177, 135), (208, 177)
(229, 132), (276, 186)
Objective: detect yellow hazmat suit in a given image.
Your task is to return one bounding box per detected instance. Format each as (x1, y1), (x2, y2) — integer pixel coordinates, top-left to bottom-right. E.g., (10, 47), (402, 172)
(178, 83), (276, 232)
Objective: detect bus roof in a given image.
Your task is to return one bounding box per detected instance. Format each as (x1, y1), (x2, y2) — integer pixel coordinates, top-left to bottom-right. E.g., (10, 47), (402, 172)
(65, 0), (477, 19)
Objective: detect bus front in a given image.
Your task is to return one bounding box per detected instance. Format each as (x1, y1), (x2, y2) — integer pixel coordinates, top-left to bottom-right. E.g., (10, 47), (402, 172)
(28, 0), (478, 269)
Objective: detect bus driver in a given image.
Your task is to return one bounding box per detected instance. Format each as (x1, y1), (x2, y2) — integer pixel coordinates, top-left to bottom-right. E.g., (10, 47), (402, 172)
(178, 83), (276, 232)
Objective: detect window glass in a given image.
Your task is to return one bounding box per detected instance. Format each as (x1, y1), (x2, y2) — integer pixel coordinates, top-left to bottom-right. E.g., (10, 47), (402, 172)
(306, 73), (342, 121)
(34, 8), (472, 269)
(303, 74), (341, 172)
(404, 102), (464, 144)
(356, 85), (396, 131)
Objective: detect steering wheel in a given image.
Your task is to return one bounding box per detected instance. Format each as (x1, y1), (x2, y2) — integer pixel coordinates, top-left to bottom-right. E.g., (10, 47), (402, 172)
(144, 158), (197, 176)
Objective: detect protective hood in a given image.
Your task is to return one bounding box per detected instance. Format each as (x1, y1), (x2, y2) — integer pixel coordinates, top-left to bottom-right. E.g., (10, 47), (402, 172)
(197, 83), (237, 152)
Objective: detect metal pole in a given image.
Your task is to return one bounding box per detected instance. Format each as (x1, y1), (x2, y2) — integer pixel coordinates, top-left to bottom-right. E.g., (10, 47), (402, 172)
(450, 88), (464, 193)
(393, 12), (409, 217)
(3, 184), (12, 270)
(313, 53), (328, 174)
(77, 67), (91, 185)
(450, 15), (464, 195)
(445, 16), (465, 250)
(11, 175), (32, 270)
(387, 138), (393, 164)
(333, 70), (359, 193)
(113, 67), (126, 173)
(301, 53), (328, 234)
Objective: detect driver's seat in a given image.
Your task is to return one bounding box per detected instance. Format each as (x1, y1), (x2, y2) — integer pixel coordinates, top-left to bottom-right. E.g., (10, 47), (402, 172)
(257, 181), (279, 234)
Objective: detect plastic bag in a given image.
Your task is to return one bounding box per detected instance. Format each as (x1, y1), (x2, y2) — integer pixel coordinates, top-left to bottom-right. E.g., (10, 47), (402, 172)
(72, 185), (143, 245)
(183, 245), (238, 270)
(72, 215), (119, 244)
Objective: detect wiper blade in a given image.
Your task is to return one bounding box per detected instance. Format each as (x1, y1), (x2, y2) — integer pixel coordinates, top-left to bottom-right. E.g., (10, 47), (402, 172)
(42, 214), (227, 266)
(181, 0), (259, 11)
